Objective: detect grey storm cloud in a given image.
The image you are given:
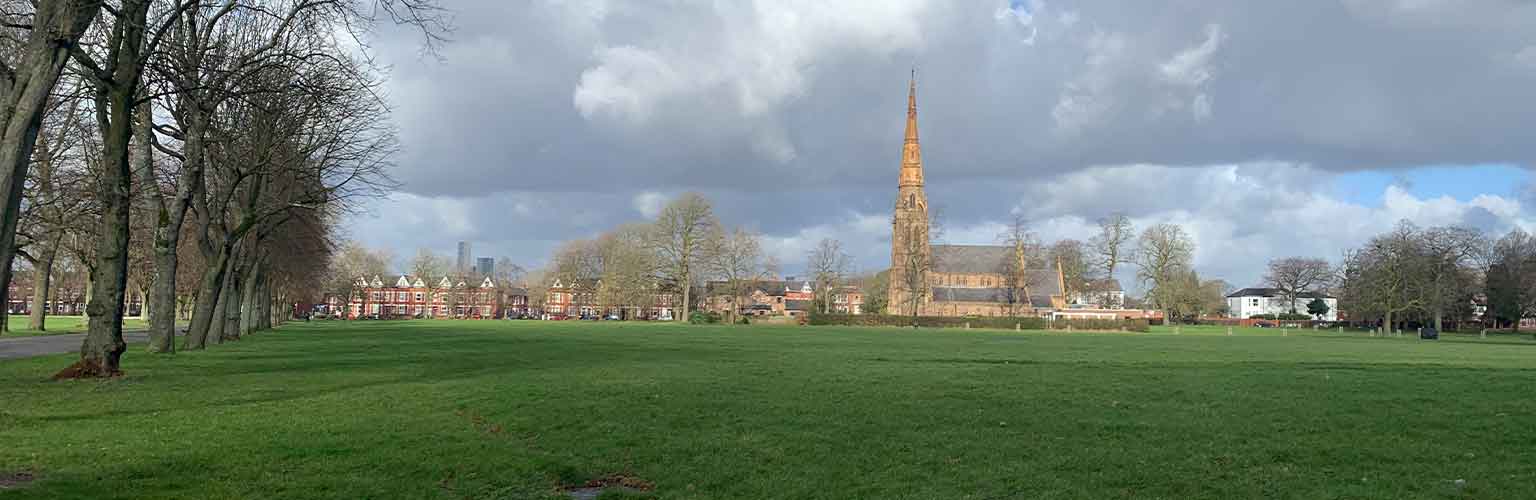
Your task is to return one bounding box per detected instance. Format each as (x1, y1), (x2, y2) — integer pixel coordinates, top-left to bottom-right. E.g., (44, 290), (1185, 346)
(348, 0), (1536, 287)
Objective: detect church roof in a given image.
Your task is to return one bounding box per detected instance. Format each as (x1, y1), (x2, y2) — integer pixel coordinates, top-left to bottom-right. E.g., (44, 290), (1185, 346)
(932, 244), (1011, 274)
(930, 245), (1063, 296)
(930, 287), (1055, 307)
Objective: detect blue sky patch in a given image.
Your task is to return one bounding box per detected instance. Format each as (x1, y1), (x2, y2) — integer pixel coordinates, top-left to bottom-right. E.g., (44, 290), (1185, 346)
(1332, 164), (1530, 206)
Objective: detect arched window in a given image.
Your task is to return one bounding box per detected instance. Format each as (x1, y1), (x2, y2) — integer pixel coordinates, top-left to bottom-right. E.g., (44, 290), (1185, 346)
(908, 194), (915, 207)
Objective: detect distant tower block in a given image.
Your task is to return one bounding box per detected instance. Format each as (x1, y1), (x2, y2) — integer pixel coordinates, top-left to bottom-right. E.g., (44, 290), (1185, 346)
(456, 241), (472, 274)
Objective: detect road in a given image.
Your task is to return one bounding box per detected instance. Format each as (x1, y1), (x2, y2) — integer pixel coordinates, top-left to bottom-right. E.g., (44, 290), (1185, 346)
(0, 330), (150, 360)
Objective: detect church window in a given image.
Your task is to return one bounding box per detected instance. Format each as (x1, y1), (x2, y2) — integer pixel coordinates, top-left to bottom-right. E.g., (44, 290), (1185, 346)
(908, 194), (915, 207)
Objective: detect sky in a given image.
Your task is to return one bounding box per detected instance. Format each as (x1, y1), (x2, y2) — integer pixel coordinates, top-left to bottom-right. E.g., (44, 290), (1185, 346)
(346, 0), (1536, 293)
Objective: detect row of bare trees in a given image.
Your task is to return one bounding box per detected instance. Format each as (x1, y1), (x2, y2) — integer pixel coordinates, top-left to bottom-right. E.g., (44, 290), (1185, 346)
(533, 193), (791, 323)
(1339, 222), (1533, 332)
(0, 1), (445, 377)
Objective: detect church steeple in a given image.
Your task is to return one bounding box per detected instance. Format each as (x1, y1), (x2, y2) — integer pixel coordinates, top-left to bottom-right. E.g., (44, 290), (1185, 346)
(899, 69), (924, 187)
(890, 69), (932, 317)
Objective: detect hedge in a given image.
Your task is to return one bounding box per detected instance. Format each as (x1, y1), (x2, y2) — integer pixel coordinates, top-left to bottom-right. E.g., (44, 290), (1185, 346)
(807, 313), (1149, 332)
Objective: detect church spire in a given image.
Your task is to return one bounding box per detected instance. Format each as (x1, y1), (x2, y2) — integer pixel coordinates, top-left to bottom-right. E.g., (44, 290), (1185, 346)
(899, 68), (924, 187)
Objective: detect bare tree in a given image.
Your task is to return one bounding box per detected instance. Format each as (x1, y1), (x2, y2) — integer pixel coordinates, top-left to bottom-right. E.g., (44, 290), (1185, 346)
(1420, 226), (1485, 331)
(522, 267), (549, 316)
(1264, 257), (1333, 314)
(1485, 228), (1536, 333)
(49, 0), (447, 371)
(597, 223), (656, 319)
(1048, 239), (1091, 304)
(645, 193), (718, 322)
(1134, 223), (1195, 323)
(409, 248), (447, 280)
(1089, 213), (1134, 287)
(321, 240), (390, 319)
(995, 215), (1042, 317)
(65, 0), (164, 376)
(15, 95), (90, 332)
(704, 226), (773, 322)
(805, 237), (849, 314)
(1338, 222), (1426, 332)
(492, 256), (524, 286)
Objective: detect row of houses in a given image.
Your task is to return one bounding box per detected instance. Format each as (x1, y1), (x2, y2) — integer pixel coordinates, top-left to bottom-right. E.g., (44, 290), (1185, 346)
(332, 274), (1521, 327)
(5, 276), (136, 316)
(328, 274), (865, 320)
(326, 275), (527, 319)
(703, 279), (864, 317)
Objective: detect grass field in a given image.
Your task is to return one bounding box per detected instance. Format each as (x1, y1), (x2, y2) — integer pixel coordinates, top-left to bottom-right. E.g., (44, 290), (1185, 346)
(0, 315), (148, 337)
(3, 321), (1535, 499)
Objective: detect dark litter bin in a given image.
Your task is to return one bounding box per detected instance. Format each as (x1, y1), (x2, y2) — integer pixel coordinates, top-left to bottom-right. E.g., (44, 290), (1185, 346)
(1420, 327), (1439, 340)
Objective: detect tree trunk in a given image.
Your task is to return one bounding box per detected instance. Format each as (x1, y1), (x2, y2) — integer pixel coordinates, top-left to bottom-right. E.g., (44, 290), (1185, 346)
(240, 259), (262, 335)
(183, 245), (230, 350)
(0, 267), (10, 333)
(1433, 309), (1443, 333)
(28, 247), (56, 330)
(222, 268), (241, 341)
(207, 273), (228, 344)
(0, 275), (8, 333)
(257, 280), (273, 330)
(680, 274), (691, 323)
(147, 97), (210, 353)
(79, 36), (152, 377)
(208, 254), (240, 344)
(146, 238), (178, 353)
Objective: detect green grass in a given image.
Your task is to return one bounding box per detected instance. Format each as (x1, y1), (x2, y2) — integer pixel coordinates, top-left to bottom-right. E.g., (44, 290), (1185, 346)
(0, 315), (148, 337)
(3, 321), (1536, 499)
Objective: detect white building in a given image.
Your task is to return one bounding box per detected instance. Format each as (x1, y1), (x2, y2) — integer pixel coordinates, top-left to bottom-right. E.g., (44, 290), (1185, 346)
(1226, 287), (1338, 321)
(1065, 279), (1126, 309)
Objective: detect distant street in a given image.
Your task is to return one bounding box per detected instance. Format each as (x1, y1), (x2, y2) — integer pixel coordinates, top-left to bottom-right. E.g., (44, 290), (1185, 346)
(0, 331), (150, 361)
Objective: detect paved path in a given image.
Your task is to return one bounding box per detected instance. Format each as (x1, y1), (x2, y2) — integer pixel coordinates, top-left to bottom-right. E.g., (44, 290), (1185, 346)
(0, 330), (151, 360)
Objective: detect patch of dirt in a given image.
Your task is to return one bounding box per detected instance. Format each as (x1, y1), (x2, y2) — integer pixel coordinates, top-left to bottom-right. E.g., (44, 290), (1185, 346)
(0, 471), (36, 489)
(51, 360), (121, 380)
(561, 474), (655, 499)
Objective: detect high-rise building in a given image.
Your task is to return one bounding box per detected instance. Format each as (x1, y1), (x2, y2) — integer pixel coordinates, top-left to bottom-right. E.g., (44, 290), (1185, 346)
(456, 241), (472, 274)
(476, 257), (494, 278)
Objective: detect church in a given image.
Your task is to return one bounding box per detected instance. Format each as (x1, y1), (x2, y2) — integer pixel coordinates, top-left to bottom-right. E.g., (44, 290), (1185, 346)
(887, 74), (1069, 318)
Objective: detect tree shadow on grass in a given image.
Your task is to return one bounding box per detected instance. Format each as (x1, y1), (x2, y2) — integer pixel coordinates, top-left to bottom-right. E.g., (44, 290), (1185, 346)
(20, 366), (507, 426)
(15, 337), (716, 426)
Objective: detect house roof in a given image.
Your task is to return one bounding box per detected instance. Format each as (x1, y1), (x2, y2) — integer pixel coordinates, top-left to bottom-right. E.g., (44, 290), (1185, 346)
(705, 279), (814, 297)
(1226, 287), (1334, 299)
(1086, 278), (1123, 292)
(785, 300), (812, 311)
